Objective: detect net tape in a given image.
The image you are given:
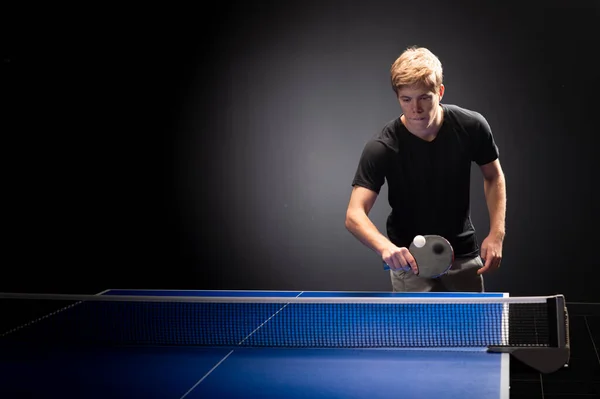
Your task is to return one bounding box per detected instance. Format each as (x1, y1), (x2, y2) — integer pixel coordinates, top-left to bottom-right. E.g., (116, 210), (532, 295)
(0, 293), (568, 349)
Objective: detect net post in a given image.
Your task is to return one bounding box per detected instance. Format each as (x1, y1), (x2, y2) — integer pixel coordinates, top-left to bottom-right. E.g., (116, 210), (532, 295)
(487, 294), (570, 374)
(547, 294), (569, 349)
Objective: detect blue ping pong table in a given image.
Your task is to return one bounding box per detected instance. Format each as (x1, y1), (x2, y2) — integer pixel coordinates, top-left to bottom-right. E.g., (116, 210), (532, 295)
(0, 289), (511, 399)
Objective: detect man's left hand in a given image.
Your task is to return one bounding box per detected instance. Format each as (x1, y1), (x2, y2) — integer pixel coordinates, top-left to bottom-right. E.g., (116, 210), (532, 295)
(478, 234), (503, 274)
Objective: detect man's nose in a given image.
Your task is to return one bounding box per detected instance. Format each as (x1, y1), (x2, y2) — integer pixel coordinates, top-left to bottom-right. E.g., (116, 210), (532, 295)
(412, 100), (422, 113)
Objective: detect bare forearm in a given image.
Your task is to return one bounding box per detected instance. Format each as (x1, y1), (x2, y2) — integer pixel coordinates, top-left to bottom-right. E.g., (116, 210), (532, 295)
(484, 174), (506, 239)
(345, 210), (393, 256)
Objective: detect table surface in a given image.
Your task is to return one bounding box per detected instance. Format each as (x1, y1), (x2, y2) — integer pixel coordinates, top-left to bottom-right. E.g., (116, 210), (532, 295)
(0, 289), (511, 399)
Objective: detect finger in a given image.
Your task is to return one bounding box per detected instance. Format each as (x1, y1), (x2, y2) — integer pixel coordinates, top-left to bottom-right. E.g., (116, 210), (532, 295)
(493, 258), (502, 271)
(394, 253), (410, 272)
(387, 254), (403, 271)
(397, 248), (417, 274)
(484, 254), (492, 270)
(385, 257), (398, 271)
(477, 259), (490, 275)
(405, 252), (419, 275)
(480, 247), (488, 263)
(478, 254), (494, 274)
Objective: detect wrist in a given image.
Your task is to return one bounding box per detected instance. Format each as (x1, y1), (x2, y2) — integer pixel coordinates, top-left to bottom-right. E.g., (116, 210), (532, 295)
(374, 237), (395, 256)
(489, 228), (505, 241)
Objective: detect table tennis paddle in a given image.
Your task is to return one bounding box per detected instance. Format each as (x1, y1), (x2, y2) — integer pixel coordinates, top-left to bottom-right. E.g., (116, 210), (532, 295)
(382, 234), (454, 278)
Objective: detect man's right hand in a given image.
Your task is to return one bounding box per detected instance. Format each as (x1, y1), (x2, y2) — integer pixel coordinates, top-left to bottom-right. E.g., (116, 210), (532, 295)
(381, 246), (419, 274)
(345, 187), (419, 275)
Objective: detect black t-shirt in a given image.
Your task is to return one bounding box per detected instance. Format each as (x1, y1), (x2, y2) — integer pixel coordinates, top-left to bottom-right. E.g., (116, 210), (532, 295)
(351, 103), (499, 257)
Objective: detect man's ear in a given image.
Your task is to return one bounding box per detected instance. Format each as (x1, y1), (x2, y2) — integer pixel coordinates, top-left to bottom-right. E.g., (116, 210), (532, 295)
(438, 84), (445, 100)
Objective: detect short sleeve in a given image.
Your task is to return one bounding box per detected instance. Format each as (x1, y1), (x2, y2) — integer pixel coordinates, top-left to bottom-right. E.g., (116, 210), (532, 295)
(471, 113), (499, 165)
(351, 139), (389, 194)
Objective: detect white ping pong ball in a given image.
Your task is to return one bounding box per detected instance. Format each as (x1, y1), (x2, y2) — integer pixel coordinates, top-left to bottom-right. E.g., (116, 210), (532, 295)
(413, 235), (426, 248)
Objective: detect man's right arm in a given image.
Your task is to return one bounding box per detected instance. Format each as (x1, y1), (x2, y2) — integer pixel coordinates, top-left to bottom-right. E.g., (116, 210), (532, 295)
(345, 186), (417, 273)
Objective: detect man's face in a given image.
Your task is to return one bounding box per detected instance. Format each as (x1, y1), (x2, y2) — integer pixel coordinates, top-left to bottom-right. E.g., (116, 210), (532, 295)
(397, 84), (444, 130)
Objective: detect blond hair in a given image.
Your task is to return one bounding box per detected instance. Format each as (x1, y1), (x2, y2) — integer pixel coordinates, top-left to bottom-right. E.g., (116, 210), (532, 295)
(390, 46), (443, 94)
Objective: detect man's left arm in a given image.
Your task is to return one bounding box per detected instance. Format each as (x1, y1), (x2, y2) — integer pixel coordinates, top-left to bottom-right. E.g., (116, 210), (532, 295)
(478, 159), (506, 274)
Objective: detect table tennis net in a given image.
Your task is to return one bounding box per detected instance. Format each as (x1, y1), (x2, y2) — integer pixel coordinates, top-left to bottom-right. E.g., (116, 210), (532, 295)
(0, 293), (569, 351)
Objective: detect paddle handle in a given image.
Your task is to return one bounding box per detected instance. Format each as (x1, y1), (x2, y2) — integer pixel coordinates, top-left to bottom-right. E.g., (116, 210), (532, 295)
(382, 262), (412, 272)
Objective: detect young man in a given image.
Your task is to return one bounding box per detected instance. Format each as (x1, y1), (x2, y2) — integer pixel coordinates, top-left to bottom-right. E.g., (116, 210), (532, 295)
(345, 46), (506, 292)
